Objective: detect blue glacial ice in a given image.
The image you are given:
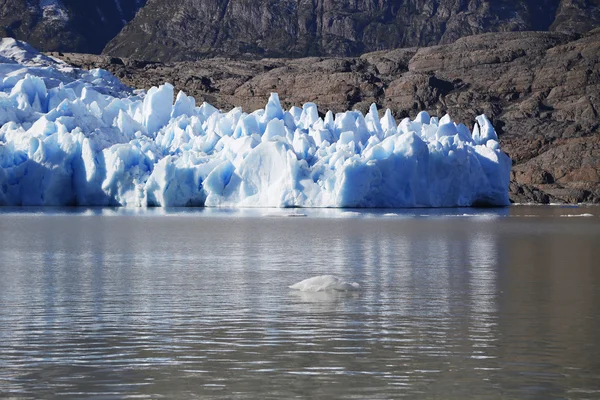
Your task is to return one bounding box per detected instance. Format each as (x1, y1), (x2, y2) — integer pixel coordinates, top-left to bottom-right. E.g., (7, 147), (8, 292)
(0, 38), (511, 208)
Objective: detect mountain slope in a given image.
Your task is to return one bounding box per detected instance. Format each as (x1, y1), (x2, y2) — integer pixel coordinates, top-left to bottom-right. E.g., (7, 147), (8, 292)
(104, 0), (599, 61)
(3, 0), (599, 61)
(0, 0), (146, 53)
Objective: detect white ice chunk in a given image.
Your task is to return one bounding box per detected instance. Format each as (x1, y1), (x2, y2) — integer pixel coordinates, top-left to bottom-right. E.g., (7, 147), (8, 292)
(473, 114), (498, 145)
(289, 275), (361, 292)
(263, 92), (284, 121)
(143, 83), (174, 135)
(381, 109), (397, 136)
(172, 90), (195, 119)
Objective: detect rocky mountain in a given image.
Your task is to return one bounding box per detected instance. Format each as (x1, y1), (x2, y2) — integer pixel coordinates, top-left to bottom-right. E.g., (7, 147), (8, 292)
(104, 0), (600, 61)
(3, 0), (599, 61)
(53, 28), (600, 204)
(0, 0), (146, 53)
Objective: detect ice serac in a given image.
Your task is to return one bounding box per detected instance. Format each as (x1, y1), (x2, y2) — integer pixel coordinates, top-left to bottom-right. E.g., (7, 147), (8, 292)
(0, 38), (512, 208)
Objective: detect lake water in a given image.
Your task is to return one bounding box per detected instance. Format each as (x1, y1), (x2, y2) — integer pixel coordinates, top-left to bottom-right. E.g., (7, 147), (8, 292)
(0, 206), (599, 399)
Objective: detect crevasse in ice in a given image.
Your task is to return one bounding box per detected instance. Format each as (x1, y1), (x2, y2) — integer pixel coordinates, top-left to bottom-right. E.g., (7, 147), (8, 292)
(0, 38), (511, 208)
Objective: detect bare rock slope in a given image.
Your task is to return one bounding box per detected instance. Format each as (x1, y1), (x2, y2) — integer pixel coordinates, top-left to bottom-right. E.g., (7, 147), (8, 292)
(0, 0), (145, 53)
(4, 0), (600, 63)
(104, 0), (600, 61)
(54, 29), (600, 204)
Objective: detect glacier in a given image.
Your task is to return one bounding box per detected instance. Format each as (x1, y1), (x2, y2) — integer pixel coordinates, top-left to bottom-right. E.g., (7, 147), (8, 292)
(0, 38), (511, 208)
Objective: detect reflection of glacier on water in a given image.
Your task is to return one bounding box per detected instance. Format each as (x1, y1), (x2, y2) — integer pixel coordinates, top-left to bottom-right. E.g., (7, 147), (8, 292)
(290, 290), (361, 304)
(1, 207), (599, 399)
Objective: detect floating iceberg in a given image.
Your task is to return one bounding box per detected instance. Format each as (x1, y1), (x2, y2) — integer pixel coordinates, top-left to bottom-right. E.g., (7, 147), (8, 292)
(289, 276), (361, 292)
(0, 38), (511, 208)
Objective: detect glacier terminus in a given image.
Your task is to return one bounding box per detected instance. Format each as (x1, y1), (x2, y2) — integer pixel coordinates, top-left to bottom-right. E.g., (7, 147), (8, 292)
(0, 38), (511, 208)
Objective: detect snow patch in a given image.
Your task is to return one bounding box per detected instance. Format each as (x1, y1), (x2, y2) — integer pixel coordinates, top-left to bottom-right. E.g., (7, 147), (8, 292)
(0, 38), (69, 67)
(40, 0), (69, 23)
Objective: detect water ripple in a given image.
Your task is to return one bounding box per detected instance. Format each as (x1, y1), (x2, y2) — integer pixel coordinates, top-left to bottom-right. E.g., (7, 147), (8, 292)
(1, 209), (599, 399)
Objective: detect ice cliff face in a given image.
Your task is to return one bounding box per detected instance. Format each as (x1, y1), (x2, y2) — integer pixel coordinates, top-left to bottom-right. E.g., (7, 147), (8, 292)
(0, 0), (146, 54)
(104, 0), (600, 61)
(0, 38), (511, 208)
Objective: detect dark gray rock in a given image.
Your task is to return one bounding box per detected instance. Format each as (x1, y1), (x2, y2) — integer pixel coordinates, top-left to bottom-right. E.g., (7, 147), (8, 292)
(0, 0), (145, 53)
(4, 0), (600, 62)
(104, 0), (598, 61)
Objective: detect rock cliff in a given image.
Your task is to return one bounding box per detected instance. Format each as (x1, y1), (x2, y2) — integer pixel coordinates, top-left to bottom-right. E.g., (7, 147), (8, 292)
(0, 0), (145, 53)
(104, 0), (600, 61)
(4, 0), (599, 62)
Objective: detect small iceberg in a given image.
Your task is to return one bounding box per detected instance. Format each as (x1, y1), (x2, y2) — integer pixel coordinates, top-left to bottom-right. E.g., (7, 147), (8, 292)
(560, 214), (594, 218)
(262, 212), (308, 217)
(289, 275), (361, 292)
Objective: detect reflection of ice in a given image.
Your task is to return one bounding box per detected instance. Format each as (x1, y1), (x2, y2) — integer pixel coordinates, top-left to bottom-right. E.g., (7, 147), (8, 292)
(263, 212), (308, 218)
(469, 233), (498, 314)
(468, 232), (499, 361)
(288, 289), (361, 315)
(341, 212), (362, 218)
(0, 209), (539, 399)
(289, 290), (361, 303)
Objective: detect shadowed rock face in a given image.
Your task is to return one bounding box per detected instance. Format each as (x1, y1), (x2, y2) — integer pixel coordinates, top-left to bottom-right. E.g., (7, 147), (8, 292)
(51, 29), (600, 204)
(3, 0), (599, 60)
(0, 0), (146, 53)
(103, 0), (600, 61)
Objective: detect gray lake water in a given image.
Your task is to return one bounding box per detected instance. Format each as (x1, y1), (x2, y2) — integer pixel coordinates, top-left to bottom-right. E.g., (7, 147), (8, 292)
(0, 207), (599, 399)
